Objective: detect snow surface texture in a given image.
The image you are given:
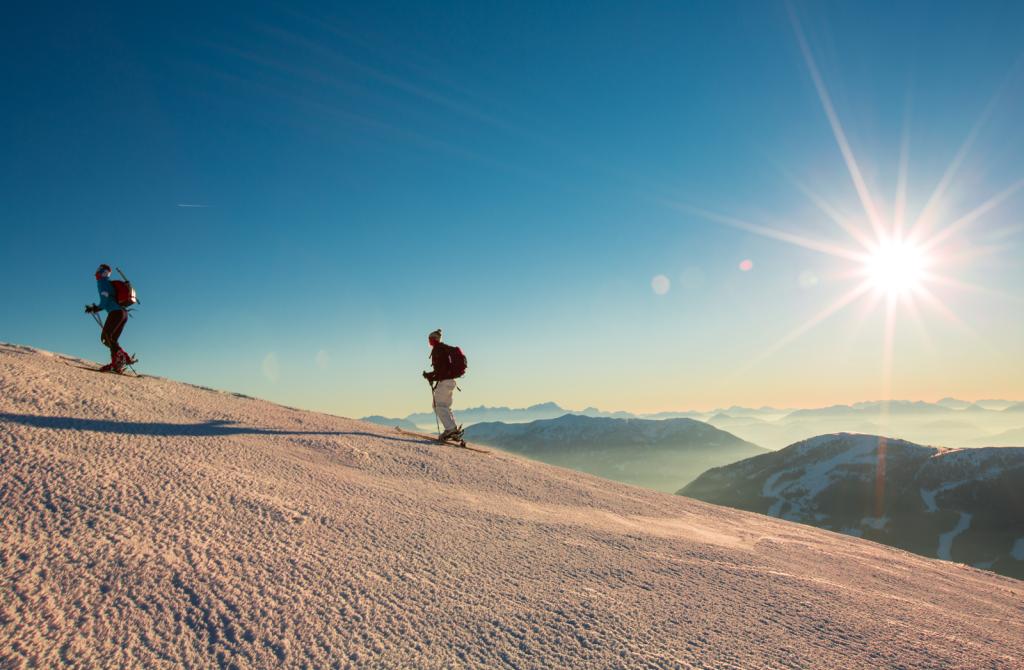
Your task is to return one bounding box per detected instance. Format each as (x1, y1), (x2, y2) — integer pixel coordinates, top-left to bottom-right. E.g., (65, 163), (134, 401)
(2, 344), (1022, 669)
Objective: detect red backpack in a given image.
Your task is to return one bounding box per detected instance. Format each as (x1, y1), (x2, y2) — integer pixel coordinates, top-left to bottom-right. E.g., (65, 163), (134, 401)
(445, 344), (468, 378)
(110, 280), (137, 307)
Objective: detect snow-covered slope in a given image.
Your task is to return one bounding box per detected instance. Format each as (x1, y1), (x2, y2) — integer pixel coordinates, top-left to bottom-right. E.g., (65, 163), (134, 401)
(2, 345), (1022, 668)
(680, 433), (1024, 579)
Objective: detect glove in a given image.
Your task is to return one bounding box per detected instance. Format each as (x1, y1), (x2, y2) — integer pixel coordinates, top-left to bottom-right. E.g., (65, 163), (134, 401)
(422, 371), (432, 381)
(84, 304), (100, 314)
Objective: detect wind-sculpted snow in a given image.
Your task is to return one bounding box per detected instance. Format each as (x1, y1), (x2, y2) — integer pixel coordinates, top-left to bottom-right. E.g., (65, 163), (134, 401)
(2, 345), (1023, 668)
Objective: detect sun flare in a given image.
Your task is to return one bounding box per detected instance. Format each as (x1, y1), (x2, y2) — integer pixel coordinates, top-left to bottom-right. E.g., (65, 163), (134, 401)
(865, 239), (928, 296)
(674, 5), (1024, 397)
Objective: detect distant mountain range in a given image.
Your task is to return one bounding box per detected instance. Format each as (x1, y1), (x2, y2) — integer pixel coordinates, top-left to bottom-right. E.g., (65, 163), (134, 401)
(705, 400), (1024, 449)
(367, 402), (776, 431)
(363, 398), (1024, 450)
(403, 402), (569, 426)
(679, 433), (1024, 579)
(464, 414), (766, 492)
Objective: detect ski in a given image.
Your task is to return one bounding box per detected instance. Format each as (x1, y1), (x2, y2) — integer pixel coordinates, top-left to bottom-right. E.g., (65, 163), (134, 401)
(394, 426), (489, 453)
(63, 361), (143, 378)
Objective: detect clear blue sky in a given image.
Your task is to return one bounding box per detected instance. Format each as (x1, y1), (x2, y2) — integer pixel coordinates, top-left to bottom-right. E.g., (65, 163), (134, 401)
(3, 1), (1023, 417)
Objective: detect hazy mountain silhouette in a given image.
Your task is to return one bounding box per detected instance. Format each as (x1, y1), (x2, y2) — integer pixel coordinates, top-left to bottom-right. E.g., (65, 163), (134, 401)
(465, 414), (766, 492)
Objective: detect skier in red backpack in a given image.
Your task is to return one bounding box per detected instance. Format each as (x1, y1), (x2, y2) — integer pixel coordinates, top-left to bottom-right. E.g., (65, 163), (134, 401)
(84, 264), (134, 373)
(423, 329), (466, 441)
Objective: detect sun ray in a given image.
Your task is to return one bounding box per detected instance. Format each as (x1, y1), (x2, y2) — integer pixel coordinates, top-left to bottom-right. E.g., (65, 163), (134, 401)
(787, 2), (886, 243)
(981, 222), (1024, 242)
(893, 101), (912, 236)
(739, 280), (875, 373)
(921, 272), (1024, 303)
(919, 177), (1024, 252)
(907, 64), (1017, 242)
(670, 202), (870, 263)
(913, 285), (973, 332)
(787, 175), (877, 251)
(914, 283), (1007, 357)
(831, 266), (873, 283)
(837, 283), (886, 355)
(942, 242), (1017, 266)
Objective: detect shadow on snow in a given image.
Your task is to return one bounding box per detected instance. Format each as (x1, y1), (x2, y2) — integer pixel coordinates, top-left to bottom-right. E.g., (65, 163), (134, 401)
(0, 412), (421, 443)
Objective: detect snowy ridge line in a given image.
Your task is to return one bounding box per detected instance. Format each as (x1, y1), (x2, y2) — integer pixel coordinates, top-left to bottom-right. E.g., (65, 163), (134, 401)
(682, 432), (1024, 580)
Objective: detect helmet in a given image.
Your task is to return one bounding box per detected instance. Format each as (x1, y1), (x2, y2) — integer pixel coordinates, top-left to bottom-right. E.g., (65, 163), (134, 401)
(95, 264), (112, 280)
(428, 329), (442, 346)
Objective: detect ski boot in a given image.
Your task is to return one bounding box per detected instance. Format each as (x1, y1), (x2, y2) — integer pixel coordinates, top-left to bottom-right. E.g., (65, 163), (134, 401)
(99, 351), (119, 373)
(439, 426), (465, 442)
(110, 349), (136, 374)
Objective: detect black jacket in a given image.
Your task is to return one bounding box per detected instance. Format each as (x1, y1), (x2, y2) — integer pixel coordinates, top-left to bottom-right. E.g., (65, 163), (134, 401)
(427, 343), (457, 382)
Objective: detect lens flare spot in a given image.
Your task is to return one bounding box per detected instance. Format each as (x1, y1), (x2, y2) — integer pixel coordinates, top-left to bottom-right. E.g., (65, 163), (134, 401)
(798, 270), (819, 288)
(261, 353), (280, 382)
(315, 350), (330, 369)
(651, 274), (670, 295)
(739, 259), (754, 272)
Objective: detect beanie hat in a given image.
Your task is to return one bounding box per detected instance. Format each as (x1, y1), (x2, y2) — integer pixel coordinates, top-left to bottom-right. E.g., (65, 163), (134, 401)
(428, 329), (442, 342)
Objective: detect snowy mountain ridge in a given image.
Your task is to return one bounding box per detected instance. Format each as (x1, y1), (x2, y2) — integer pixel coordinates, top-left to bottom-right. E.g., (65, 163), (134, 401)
(463, 414), (767, 492)
(680, 433), (1024, 578)
(467, 414), (750, 447)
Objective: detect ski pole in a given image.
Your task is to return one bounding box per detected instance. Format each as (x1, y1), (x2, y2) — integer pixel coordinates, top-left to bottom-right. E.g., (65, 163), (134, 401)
(428, 379), (441, 437)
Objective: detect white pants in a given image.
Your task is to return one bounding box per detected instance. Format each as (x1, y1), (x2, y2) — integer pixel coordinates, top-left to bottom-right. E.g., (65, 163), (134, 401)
(432, 379), (458, 431)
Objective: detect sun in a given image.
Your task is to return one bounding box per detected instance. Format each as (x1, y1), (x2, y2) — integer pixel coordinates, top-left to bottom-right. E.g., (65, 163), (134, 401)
(670, 4), (1024, 389)
(864, 239), (928, 296)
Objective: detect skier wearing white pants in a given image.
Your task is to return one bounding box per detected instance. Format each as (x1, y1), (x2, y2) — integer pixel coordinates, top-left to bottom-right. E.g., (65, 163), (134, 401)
(432, 379), (458, 435)
(423, 329), (467, 441)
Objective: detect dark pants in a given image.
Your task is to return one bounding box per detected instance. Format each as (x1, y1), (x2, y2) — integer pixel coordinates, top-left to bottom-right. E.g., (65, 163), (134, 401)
(101, 310), (128, 357)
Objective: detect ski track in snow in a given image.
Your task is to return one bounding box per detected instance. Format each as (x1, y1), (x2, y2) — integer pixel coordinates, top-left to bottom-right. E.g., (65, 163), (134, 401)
(920, 480), (966, 513)
(860, 515), (889, 530)
(2, 344), (1023, 669)
(1012, 538), (1024, 561)
(937, 512), (974, 561)
(920, 463), (1013, 514)
(761, 437), (878, 519)
(920, 487), (939, 512)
